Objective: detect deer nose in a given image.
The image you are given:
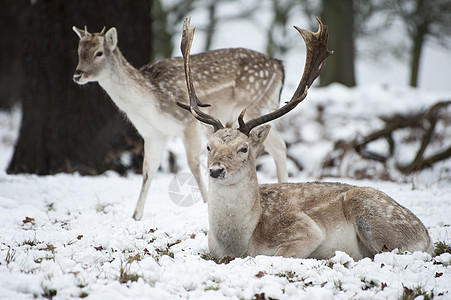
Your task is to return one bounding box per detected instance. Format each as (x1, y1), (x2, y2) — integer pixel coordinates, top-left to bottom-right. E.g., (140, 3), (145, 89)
(209, 167), (225, 179)
(73, 70), (83, 82)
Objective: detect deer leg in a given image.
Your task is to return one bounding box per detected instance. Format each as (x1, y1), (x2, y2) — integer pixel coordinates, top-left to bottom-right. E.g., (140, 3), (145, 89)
(274, 240), (321, 258)
(274, 217), (325, 258)
(132, 136), (168, 220)
(263, 130), (288, 183)
(343, 187), (433, 257)
(182, 124), (208, 203)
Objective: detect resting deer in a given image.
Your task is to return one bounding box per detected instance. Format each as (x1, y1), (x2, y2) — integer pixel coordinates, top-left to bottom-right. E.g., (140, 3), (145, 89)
(176, 18), (433, 260)
(72, 22), (288, 220)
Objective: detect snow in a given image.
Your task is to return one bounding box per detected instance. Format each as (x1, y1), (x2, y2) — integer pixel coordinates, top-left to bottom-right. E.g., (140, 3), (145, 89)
(1, 6), (451, 299)
(1, 83), (451, 299)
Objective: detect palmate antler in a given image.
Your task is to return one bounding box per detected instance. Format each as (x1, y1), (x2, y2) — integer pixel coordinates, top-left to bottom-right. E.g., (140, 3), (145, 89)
(238, 17), (333, 135)
(175, 17), (224, 131)
(176, 17), (333, 135)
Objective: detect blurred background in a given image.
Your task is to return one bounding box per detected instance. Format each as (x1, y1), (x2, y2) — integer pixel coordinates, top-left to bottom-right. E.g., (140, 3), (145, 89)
(1, 0), (450, 181)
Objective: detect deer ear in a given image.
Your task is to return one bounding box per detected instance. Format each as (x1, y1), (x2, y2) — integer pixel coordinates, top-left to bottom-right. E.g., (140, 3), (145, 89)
(72, 26), (85, 39)
(105, 27), (118, 51)
(249, 125), (271, 149)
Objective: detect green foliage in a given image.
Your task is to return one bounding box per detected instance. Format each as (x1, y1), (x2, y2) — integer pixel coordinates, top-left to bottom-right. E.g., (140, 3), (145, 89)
(360, 277), (379, 290)
(434, 241), (451, 256)
(42, 286), (57, 299)
(400, 285), (434, 300)
(22, 238), (39, 247)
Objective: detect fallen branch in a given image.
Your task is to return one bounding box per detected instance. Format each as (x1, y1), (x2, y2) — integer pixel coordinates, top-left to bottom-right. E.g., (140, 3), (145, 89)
(348, 100), (450, 175)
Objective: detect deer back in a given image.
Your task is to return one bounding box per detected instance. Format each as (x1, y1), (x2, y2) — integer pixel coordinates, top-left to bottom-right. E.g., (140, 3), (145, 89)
(73, 26), (285, 130)
(141, 47), (284, 126)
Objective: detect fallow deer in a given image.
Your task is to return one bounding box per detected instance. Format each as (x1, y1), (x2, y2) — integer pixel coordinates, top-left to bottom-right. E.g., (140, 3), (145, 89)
(72, 21), (288, 220)
(176, 17), (433, 260)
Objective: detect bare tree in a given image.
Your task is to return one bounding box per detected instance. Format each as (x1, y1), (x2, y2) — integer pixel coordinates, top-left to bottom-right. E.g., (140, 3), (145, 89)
(320, 0), (356, 87)
(265, 0), (299, 57)
(383, 0), (451, 87)
(151, 0), (197, 61)
(200, 0), (259, 52)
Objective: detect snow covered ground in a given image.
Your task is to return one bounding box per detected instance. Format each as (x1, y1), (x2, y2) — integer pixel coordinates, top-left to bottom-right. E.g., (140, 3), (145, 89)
(1, 7), (451, 298)
(1, 83), (451, 299)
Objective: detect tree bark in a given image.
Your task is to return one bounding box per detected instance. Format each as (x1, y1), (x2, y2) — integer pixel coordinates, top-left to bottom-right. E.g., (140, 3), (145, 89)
(0, 0), (28, 109)
(320, 0), (356, 87)
(204, 2), (217, 52)
(409, 25), (426, 87)
(7, 0), (151, 175)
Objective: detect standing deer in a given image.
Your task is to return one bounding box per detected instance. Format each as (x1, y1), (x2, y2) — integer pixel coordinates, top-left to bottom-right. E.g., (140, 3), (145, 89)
(72, 21), (288, 220)
(176, 18), (433, 260)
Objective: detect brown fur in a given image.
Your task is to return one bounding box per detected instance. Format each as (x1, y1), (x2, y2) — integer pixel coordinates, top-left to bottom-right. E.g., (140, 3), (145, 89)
(206, 127), (433, 260)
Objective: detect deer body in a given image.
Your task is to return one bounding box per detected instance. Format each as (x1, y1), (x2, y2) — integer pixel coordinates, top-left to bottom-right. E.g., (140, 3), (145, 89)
(72, 26), (288, 220)
(205, 128), (433, 260)
(177, 18), (433, 260)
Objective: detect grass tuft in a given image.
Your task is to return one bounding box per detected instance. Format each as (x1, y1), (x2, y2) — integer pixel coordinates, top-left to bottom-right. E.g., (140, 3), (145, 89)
(400, 285), (433, 300)
(119, 263), (141, 284)
(118, 256), (142, 284)
(434, 241), (451, 256)
(360, 277), (379, 290)
(22, 238), (40, 247)
(42, 286), (57, 299)
(5, 246), (16, 265)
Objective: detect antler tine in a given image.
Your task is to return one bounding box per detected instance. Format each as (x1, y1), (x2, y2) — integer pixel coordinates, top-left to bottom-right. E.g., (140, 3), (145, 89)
(100, 26), (106, 35)
(175, 17), (224, 131)
(84, 25), (88, 35)
(238, 17), (333, 136)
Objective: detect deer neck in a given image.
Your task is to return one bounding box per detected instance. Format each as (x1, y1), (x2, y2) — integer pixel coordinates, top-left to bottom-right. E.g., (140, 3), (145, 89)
(208, 164), (262, 257)
(97, 48), (154, 111)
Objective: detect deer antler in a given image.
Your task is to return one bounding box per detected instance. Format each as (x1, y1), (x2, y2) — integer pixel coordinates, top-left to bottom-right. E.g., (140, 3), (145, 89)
(175, 17), (224, 131)
(238, 17), (333, 136)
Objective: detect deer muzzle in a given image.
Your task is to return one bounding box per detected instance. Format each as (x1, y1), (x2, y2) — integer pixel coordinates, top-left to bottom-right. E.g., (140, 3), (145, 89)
(73, 70), (84, 83)
(209, 166), (225, 179)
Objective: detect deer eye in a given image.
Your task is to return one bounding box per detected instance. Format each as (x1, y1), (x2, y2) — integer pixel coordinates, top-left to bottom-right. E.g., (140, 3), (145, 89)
(95, 51), (103, 57)
(239, 146), (248, 153)
(206, 145), (211, 152)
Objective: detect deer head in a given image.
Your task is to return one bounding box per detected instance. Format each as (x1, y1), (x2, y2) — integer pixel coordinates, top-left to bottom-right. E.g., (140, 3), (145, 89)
(176, 17), (333, 184)
(205, 126), (271, 185)
(72, 26), (118, 84)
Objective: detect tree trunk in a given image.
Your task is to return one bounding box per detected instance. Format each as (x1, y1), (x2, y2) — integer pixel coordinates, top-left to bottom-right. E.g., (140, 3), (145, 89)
(150, 0), (173, 61)
(7, 0), (151, 175)
(409, 25), (426, 87)
(204, 2), (217, 51)
(320, 0), (356, 87)
(0, 0), (28, 110)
